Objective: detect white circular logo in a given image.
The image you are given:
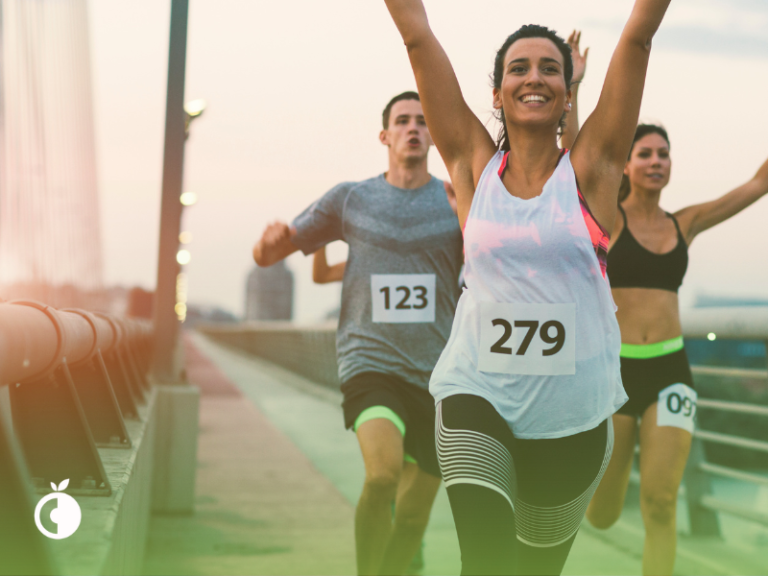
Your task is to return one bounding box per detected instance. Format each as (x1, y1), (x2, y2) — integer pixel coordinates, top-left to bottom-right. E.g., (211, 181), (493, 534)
(34, 479), (82, 540)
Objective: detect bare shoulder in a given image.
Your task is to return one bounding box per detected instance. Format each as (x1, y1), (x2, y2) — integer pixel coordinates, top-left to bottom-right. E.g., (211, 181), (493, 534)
(672, 205), (698, 244)
(571, 150), (624, 231)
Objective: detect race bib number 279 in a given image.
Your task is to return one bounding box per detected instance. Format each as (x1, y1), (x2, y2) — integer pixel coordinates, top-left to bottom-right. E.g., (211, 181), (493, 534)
(371, 274), (436, 323)
(478, 302), (576, 375)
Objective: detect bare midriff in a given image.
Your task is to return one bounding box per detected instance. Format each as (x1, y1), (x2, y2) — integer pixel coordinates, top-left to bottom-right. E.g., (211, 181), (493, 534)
(612, 287), (682, 345)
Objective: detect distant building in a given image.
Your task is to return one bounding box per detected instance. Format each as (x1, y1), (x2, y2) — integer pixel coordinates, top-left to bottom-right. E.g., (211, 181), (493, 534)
(185, 304), (240, 328)
(245, 262), (294, 321)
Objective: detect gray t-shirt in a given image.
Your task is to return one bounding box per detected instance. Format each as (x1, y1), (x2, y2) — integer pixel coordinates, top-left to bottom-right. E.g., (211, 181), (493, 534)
(292, 174), (463, 389)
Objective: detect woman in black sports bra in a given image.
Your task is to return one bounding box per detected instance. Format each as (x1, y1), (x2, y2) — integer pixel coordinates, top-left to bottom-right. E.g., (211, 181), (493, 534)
(563, 121), (768, 574)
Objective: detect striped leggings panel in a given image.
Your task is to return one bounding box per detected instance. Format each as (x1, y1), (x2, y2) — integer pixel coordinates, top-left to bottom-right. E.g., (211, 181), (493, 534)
(436, 395), (613, 575)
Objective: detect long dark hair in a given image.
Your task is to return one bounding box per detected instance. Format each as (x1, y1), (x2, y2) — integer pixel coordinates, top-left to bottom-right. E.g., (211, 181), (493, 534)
(618, 124), (671, 203)
(492, 25), (573, 151)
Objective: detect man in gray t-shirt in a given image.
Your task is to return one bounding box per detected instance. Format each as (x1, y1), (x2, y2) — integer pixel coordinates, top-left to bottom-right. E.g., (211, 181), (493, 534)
(253, 92), (462, 575)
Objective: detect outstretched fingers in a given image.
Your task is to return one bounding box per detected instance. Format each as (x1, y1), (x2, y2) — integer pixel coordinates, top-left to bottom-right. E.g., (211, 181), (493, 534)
(568, 30), (589, 85)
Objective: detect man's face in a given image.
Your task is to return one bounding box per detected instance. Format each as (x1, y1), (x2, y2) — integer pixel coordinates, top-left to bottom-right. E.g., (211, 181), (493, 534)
(380, 99), (433, 162)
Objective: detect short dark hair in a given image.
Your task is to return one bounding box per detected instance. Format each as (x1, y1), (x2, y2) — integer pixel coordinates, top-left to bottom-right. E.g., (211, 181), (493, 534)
(382, 91), (420, 129)
(619, 124), (672, 202)
(492, 25), (573, 150)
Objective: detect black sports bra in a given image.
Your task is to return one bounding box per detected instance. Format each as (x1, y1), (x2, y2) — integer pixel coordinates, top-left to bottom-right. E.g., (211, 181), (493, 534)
(607, 205), (688, 293)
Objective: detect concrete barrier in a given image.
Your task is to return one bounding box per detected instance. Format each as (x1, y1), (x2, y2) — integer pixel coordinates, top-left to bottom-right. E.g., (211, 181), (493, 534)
(199, 321), (340, 391)
(0, 300), (200, 575)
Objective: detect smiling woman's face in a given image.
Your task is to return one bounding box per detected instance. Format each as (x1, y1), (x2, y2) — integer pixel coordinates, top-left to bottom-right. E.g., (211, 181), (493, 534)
(625, 133), (672, 192)
(493, 37), (570, 133)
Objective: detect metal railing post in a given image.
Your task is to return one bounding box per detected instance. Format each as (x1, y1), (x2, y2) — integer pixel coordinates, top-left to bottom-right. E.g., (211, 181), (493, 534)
(683, 435), (721, 536)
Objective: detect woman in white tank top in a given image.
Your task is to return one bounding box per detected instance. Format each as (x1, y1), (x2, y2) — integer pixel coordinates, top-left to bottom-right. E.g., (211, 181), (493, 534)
(383, 2), (672, 574)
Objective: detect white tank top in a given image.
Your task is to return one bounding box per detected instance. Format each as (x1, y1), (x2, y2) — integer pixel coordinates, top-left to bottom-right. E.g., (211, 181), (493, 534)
(430, 150), (627, 439)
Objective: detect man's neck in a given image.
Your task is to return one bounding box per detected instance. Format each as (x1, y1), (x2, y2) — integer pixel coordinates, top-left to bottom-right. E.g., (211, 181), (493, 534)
(385, 156), (431, 189)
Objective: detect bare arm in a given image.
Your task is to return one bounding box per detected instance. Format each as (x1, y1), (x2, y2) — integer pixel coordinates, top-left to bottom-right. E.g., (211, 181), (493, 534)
(571, 0), (672, 231)
(312, 247), (347, 284)
(675, 155), (768, 244)
(252, 221), (299, 267)
(383, 1), (495, 222)
(560, 31), (588, 151)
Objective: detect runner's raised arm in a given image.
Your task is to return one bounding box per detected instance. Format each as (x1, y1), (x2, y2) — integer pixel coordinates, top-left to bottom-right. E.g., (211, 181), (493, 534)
(571, 0), (672, 231)
(675, 154), (768, 243)
(383, 0), (495, 218)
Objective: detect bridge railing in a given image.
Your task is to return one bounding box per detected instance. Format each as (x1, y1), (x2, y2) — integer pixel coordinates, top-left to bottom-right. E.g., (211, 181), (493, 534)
(677, 307), (768, 536)
(0, 299), (153, 575)
(199, 306), (768, 538)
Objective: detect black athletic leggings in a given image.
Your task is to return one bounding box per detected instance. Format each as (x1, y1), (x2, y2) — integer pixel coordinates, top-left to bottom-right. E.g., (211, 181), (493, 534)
(437, 394), (613, 576)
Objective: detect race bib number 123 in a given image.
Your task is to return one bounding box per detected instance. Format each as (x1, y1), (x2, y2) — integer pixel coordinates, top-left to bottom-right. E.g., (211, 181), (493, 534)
(478, 302), (576, 375)
(371, 274), (436, 323)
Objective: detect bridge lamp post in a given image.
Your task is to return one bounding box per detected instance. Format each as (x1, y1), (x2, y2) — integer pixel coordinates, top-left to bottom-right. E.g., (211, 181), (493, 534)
(153, 100), (204, 382)
(174, 188), (198, 324)
(152, 0), (210, 383)
(184, 99), (206, 136)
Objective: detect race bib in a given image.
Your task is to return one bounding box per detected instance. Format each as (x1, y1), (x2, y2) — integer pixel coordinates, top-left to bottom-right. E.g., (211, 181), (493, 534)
(478, 302), (576, 375)
(657, 383), (697, 433)
(371, 274), (435, 323)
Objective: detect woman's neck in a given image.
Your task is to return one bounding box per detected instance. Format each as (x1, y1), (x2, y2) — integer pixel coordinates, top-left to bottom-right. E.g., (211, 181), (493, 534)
(624, 185), (664, 220)
(505, 129), (562, 184)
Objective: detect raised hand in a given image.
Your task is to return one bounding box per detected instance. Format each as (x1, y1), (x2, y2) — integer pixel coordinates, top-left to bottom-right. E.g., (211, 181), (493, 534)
(568, 30), (589, 85)
(253, 221), (297, 266)
(569, 0), (673, 232)
(261, 221), (291, 249)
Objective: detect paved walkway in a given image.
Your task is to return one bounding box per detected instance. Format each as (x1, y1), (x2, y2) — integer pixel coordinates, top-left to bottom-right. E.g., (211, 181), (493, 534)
(142, 333), (767, 576)
(142, 336), (355, 575)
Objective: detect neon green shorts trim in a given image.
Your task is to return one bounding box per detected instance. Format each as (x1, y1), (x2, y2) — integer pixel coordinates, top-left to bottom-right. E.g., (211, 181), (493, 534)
(354, 406), (417, 464)
(620, 336), (684, 359)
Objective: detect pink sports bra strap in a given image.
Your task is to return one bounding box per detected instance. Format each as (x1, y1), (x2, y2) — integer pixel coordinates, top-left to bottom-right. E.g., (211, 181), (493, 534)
(577, 189), (609, 278)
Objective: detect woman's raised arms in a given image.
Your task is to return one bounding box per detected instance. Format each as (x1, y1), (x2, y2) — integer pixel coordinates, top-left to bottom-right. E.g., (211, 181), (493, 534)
(570, 0), (672, 232)
(674, 155), (768, 245)
(384, 1), (496, 220)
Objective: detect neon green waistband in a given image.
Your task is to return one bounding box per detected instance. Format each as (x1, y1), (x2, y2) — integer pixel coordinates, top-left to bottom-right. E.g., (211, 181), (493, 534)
(620, 336), (684, 359)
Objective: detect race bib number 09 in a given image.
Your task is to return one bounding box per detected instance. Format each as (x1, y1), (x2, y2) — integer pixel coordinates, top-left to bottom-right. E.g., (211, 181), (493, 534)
(478, 302), (576, 375)
(371, 274), (436, 323)
(657, 383), (697, 433)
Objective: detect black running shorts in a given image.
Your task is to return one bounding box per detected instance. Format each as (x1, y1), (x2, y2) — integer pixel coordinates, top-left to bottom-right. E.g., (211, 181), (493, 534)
(341, 372), (441, 478)
(617, 348), (695, 418)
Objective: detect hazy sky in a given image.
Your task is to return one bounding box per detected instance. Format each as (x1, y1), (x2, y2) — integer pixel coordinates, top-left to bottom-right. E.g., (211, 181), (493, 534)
(89, 0), (768, 321)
